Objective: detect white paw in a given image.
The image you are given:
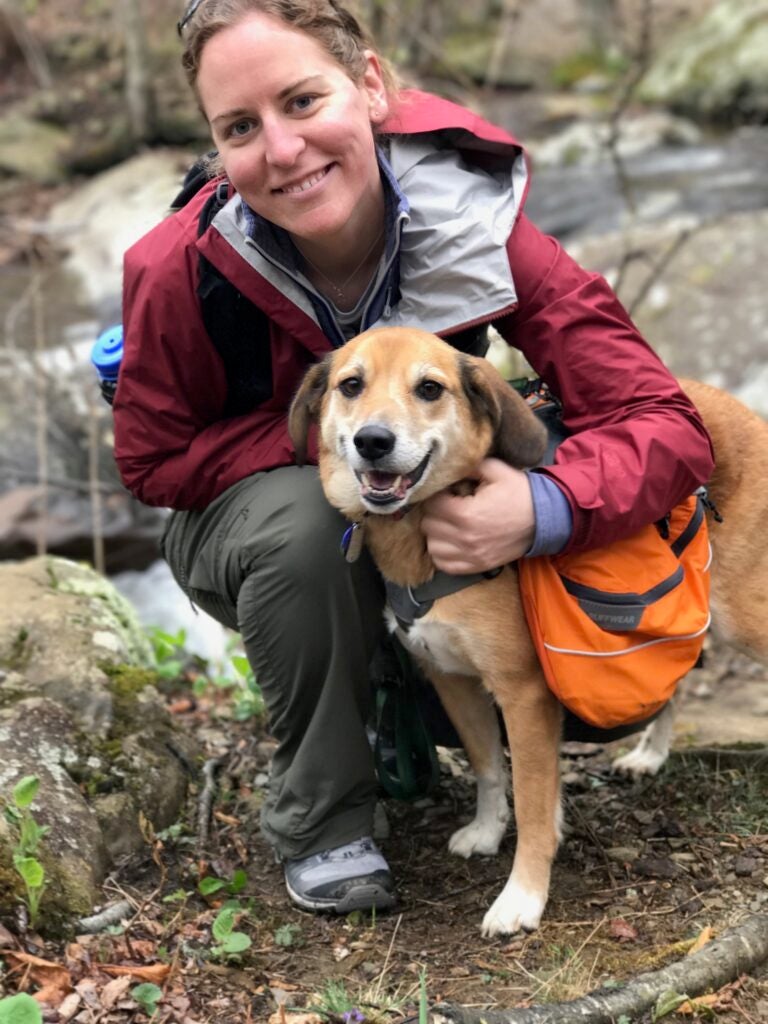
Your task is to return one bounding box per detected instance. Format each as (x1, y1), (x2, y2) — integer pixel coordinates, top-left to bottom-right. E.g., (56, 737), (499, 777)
(449, 817), (507, 858)
(612, 745), (667, 778)
(481, 879), (546, 937)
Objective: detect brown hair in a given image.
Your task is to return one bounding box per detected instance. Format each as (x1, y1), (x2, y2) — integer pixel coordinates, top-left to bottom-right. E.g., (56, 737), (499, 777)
(180, 0), (398, 96)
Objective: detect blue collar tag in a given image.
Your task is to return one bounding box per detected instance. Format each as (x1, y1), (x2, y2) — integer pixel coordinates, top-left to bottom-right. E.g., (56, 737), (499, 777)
(341, 521), (365, 563)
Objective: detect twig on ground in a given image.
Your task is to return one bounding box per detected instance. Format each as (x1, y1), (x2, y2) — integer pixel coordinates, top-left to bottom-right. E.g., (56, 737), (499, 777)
(430, 913), (768, 1023)
(196, 756), (225, 856)
(76, 900), (134, 934)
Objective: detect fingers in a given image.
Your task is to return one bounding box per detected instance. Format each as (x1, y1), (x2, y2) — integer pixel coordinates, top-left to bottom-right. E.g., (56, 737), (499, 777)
(421, 460), (535, 573)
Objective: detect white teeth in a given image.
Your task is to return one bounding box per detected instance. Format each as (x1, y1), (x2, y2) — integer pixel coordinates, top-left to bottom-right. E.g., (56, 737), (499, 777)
(362, 473), (403, 493)
(281, 169), (327, 194)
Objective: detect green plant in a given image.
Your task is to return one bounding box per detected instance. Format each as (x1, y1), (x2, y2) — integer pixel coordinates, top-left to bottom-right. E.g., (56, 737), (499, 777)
(229, 655), (265, 721)
(198, 868), (247, 898)
(418, 968), (428, 1024)
(0, 993), (43, 1024)
(209, 905), (251, 960)
(131, 982), (163, 1019)
(274, 922), (303, 948)
(3, 776), (49, 927)
(652, 990), (690, 1021)
(147, 627), (187, 679)
(307, 976), (412, 1024)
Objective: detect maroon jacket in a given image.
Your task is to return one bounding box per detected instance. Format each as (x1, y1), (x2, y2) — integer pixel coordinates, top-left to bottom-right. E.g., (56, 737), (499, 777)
(115, 90), (713, 552)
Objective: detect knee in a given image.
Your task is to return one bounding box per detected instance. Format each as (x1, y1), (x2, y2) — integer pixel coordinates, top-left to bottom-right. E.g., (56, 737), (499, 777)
(239, 468), (355, 586)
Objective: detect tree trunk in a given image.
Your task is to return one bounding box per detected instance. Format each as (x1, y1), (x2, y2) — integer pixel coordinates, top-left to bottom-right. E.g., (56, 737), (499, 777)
(121, 0), (154, 144)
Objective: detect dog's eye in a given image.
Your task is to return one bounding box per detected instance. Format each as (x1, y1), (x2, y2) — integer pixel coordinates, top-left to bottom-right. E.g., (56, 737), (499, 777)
(416, 379), (444, 402)
(339, 377), (363, 398)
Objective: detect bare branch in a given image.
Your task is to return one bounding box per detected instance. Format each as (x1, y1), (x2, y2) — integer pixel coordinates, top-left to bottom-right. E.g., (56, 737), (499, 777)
(431, 913), (768, 1023)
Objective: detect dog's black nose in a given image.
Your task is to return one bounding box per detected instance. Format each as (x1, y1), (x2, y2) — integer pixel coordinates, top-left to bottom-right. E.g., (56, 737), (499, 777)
(354, 424), (396, 461)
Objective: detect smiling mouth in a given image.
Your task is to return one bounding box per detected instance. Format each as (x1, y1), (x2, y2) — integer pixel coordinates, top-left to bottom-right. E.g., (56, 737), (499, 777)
(355, 450), (432, 507)
(275, 164), (332, 194)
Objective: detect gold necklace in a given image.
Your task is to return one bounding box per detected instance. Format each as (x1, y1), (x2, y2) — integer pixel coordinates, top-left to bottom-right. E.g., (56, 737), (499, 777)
(297, 228), (385, 305)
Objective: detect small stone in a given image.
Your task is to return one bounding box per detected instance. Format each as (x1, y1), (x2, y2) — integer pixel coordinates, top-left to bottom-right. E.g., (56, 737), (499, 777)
(606, 846), (640, 864)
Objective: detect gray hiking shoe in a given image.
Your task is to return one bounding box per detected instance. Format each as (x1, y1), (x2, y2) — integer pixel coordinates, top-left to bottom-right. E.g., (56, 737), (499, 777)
(283, 837), (396, 913)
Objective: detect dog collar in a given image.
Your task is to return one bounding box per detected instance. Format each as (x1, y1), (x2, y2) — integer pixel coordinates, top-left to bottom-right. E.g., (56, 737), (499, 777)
(340, 507), (412, 564)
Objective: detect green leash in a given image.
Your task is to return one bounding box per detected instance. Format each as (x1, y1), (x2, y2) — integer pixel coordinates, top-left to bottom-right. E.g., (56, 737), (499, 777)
(373, 637), (441, 802)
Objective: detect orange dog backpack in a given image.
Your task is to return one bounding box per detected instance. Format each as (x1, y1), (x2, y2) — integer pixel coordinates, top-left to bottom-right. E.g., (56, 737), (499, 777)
(518, 494), (711, 728)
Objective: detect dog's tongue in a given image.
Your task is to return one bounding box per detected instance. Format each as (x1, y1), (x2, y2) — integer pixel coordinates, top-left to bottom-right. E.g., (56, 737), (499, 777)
(367, 471), (398, 489)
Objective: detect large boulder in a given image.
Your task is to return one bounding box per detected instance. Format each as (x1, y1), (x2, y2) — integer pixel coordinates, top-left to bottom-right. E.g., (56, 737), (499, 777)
(639, 0), (768, 123)
(0, 556), (198, 933)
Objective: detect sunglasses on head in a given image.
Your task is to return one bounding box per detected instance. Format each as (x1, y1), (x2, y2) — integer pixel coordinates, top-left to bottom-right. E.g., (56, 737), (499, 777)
(177, 0), (205, 36)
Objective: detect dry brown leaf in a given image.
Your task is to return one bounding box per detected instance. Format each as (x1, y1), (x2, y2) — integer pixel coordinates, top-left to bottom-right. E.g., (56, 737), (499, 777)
(608, 917), (639, 943)
(100, 975), (133, 1009)
(214, 810), (241, 826)
(676, 992), (721, 1014)
(56, 992), (82, 1022)
(677, 977), (742, 1015)
(74, 978), (102, 1009)
(0, 923), (17, 948)
(268, 1014), (322, 1024)
(687, 925), (716, 955)
(100, 962), (171, 983)
(4, 951), (73, 1004)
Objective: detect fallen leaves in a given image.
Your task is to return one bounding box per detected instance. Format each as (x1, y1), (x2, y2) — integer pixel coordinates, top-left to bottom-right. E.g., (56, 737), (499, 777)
(100, 962), (172, 984)
(3, 950), (73, 1005)
(608, 917), (639, 943)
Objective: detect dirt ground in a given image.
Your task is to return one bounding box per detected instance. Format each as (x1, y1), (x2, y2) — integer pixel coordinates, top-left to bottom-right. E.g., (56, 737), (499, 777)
(2, 641), (764, 1024)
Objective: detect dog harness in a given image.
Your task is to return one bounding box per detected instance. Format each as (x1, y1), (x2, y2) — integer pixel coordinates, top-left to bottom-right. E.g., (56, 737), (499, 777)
(385, 569), (503, 631)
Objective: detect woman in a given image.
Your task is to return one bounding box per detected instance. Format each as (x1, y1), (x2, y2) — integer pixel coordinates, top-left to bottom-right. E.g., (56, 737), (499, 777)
(113, 0), (714, 915)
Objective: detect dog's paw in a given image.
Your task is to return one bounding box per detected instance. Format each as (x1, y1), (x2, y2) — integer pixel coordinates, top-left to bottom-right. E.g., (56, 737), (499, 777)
(449, 818), (506, 858)
(481, 880), (546, 937)
(612, 745), (668, 777)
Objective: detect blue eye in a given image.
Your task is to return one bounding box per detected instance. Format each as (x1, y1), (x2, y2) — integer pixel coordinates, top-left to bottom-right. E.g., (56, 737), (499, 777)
(230, 119), (253, 137)
(292, 95), (315, 112)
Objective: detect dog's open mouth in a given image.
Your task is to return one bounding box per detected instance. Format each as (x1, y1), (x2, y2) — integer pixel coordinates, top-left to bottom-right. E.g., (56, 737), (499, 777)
(356, 450), (432, 507)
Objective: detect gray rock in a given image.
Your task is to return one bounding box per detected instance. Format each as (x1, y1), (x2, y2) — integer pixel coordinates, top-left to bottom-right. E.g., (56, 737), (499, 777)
(640, 0), (768, 121)
(0, 556), (198, 932)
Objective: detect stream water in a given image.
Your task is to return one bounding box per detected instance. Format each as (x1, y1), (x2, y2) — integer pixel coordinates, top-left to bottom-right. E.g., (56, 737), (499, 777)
(2, 125), (767, 361)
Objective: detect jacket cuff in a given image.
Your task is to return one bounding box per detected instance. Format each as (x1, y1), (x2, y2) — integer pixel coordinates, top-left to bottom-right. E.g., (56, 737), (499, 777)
(525, 471), (573, 557)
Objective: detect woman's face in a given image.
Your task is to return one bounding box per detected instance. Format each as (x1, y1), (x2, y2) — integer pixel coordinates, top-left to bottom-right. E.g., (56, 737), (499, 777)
(197, 12), (388, 250)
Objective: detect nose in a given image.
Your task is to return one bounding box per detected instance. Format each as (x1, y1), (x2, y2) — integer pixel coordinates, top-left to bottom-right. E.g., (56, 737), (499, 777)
(262, 116), (305, 167)
(354, 424), (396, 462)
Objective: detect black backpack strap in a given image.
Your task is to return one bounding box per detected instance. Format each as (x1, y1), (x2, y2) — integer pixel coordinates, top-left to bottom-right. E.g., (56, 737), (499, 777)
(445, 323), (490, 357)
(169, 153), (219, 212)
(183, 170), (274, 419)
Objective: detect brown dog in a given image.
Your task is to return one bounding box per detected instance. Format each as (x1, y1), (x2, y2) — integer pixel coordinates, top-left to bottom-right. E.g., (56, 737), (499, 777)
(288, 326), (768, 935)
(613, 378), (768, 775)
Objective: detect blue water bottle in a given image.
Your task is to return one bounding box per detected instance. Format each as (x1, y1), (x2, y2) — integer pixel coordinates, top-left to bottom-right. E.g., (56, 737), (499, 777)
(91, 324), (123, 406)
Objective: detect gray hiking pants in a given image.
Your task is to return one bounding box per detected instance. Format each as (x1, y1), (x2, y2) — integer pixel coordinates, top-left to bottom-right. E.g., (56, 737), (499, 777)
(161, 467), (386, 860)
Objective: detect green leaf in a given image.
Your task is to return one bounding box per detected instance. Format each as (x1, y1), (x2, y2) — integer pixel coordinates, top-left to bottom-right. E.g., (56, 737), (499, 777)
(228, 868), (247, 894)
(0, 993), (44, 1024)
(198, 876), (226, 896)
(162, 888), (189, 903)
(230, 655), (252, 679)
(274, 923), (302, 947)
(131, 982), (163, 1017)
(221, 931), (251, 954)
(13, 856), (45, 889)
(212, 907), (235, 941)
(12, 776), (39, 810)
(652, 990), (690, 1021)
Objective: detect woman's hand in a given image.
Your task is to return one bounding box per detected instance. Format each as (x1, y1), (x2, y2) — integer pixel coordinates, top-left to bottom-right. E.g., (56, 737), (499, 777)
(421, 458), (535, 574)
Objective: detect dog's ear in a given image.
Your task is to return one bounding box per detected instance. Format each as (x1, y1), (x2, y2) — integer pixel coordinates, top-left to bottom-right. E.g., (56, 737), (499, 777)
(288, 357), (332, 466)
(460, 355), (548, 467)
